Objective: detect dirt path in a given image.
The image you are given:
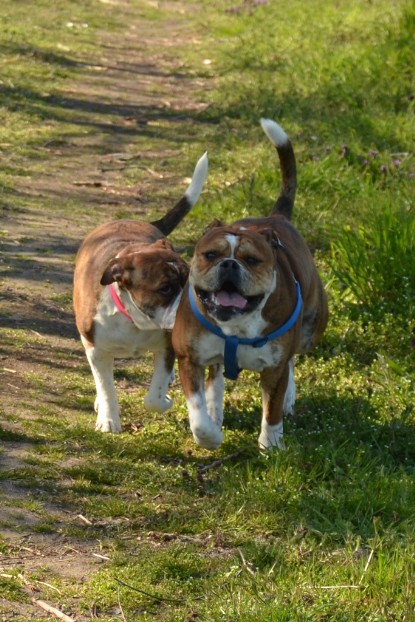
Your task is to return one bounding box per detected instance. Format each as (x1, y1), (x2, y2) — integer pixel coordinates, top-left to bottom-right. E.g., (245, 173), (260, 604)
(0, 4), (209, 618)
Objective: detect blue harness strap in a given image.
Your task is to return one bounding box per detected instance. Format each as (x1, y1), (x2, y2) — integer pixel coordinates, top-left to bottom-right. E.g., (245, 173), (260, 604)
(188, 279), (303, 380)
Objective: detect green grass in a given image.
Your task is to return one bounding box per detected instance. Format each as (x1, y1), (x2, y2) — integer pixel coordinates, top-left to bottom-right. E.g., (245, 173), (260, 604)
(1, 0), (414, 621)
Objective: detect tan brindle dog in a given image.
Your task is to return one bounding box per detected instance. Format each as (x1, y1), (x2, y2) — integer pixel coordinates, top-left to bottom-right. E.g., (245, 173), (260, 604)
(172, 120), (328, 450)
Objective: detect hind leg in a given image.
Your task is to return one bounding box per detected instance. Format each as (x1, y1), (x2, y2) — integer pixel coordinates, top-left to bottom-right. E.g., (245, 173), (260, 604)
(283, 358), (296, 415)
(258, 363), (290, 450)
(144, 345), (175, 413)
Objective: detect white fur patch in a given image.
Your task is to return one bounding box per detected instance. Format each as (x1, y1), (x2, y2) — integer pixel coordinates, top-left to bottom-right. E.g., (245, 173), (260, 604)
(144, 351), (173, 412)
(224, 234), (239, 258)
(187, 390), (223, 450)
(153, 290), (183, 330)
(283, 358), (296, 415)
(185, 152), (208, 206)
(260, 118), (289, 148)
(258, 419), (284, 450)
(206, 370), (225, 428)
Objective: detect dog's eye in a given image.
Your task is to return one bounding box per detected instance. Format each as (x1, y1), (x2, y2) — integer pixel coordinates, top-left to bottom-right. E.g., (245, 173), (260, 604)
(158, 284), (174, 296)
(204, 251), (218, 261)
(245, 256), (261, 266)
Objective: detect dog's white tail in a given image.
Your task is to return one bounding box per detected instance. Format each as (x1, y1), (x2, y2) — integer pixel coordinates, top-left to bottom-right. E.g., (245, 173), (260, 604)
(260, 118), (290, 148)
(185, 152), (208, 206)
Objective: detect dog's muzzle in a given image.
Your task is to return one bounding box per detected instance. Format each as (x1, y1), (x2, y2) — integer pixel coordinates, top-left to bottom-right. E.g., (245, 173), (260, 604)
(196, 259), (264, 321)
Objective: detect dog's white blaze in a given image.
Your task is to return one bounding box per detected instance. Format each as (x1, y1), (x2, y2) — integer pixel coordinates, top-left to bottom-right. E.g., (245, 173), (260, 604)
(187, 391), (223, 450)
(185, 152), (208, 206)
(224, 233), (239, 258)
(260, 118), (289, 148)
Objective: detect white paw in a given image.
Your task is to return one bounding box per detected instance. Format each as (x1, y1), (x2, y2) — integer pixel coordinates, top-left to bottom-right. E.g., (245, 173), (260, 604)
(95, 404), (122, 433)
(144, 393), (173, 413)
(95, 416), (122, 433)
(258, 421), (284, 451)
(192, 422), (223, 450)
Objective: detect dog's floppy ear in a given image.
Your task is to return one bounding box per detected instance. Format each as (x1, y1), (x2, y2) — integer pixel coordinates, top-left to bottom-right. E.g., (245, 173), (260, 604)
(204, 218), (224, 234)
(177, 258), (189, 285)
(167, 257), (189, 286)
(152, 238), (174, 251)
(259, 228), (284, 250)
(100, 258), (131, 287)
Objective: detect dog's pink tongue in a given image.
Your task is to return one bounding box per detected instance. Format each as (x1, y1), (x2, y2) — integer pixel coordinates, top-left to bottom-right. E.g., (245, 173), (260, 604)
(215, 291), (248, 309)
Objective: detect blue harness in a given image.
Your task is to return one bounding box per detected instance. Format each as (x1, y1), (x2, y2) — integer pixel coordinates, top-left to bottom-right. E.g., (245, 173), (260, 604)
(188, 278), (303, 380)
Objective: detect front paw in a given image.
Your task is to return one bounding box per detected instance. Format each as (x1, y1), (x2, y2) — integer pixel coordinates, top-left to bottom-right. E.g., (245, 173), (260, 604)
(95, 416), (122, 433)
(258, 422), (284, 451)
(144, 393), (173, 413)
(192, 422), (223, 450)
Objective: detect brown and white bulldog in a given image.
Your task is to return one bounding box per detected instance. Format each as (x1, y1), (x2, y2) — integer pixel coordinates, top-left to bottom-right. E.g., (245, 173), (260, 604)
(73, 153), (208, 433)
(172, 120), (328, 450)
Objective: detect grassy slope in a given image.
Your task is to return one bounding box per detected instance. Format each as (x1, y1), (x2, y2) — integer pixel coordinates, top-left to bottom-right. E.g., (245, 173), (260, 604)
(1, 0), (414, 620)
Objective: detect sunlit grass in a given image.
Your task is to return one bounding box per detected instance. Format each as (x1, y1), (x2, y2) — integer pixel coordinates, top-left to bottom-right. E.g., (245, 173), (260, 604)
(0, 0), (414, 620)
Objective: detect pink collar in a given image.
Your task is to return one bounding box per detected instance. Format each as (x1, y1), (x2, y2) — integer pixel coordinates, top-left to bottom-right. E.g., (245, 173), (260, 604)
(108, 283), (133, 322)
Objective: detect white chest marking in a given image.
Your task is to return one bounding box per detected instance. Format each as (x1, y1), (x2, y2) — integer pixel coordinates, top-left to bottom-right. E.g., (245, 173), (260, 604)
(193, 330), (283, 372)
(93, 286), (167, 357)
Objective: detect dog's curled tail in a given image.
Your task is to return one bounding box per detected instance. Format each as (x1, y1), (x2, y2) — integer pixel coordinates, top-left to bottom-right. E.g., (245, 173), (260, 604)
(151, 152), (208, 235)
(260, 119), (297, 221)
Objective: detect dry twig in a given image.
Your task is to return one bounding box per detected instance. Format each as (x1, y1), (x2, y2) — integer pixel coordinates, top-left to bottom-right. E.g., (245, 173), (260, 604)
(116, 578), (183, 604)
(77, 513), (93, 525)
(32, 598), (75, 622)
(318, 585), (362, 590)
(237, 548), (256, 577)
(359, 547), (374, 584)
(198, 448), (252, 473)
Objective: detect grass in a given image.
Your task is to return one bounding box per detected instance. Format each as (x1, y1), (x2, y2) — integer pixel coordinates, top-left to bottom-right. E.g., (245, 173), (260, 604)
(330, 202), (415, 313)
(0, 0), (414, 621)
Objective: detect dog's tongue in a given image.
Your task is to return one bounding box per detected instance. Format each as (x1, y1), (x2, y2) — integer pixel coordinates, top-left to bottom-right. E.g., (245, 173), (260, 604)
(215, 290), (248, 309)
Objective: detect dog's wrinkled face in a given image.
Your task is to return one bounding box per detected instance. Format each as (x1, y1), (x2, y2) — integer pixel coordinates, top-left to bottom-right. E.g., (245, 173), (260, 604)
(101, 239), (189, 327)
(190, 225), (278, 322)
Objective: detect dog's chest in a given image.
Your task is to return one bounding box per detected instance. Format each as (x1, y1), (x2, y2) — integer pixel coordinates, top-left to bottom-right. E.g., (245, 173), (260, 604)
(93, 291), (166, 356)
(194, 332), (283, 372)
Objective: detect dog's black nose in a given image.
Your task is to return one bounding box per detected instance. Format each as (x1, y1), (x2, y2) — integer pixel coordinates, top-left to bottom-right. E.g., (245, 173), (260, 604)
(219, 259), (239, 272)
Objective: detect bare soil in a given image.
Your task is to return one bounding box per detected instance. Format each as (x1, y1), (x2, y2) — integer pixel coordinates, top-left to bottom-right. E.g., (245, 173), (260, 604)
(0, 4), (208, 619)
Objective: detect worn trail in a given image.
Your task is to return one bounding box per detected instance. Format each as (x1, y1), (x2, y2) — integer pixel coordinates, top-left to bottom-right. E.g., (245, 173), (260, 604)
(0, 4), (206, 618)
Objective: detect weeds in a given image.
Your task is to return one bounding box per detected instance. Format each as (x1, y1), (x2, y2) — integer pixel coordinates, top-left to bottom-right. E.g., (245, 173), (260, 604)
(330, 202), (415, 313)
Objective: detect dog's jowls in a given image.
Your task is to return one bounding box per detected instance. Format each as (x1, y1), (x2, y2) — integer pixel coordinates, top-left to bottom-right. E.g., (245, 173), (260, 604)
(73, 153), (208, 433)
(172, 120), (328, 450)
